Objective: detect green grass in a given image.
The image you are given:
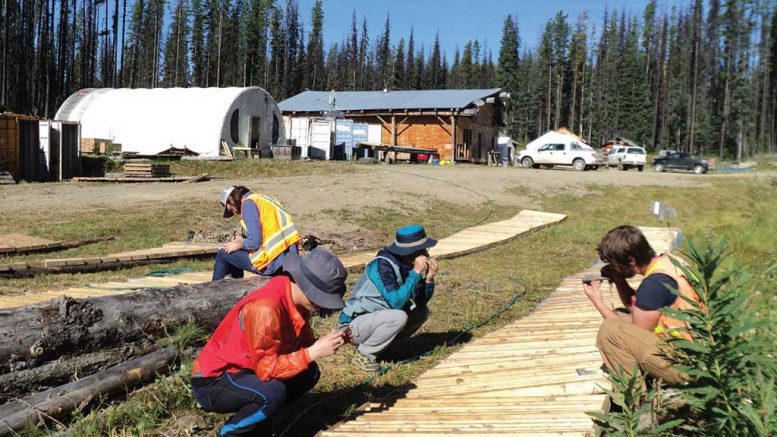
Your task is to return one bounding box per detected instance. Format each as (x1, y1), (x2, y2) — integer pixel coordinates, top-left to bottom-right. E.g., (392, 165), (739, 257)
(11, 174), (777, 436)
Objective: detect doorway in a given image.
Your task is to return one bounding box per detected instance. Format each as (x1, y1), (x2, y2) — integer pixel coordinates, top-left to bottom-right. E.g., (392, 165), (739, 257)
(251, 117), (261, 148)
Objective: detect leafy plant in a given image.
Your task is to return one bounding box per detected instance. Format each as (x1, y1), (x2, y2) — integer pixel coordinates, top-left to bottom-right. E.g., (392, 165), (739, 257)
(663, 239), (777, 435)
(592, 239), (777, 436)
(588, 367), (682, 436)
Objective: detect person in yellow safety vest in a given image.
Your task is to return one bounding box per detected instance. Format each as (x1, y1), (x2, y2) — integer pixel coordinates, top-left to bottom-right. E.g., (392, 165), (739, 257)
(582, 225), (700, 388)
(213, 186), (301, 281)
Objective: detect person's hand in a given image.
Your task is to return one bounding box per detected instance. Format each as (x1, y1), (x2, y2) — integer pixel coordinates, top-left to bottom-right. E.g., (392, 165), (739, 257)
(339, 325), (353, 344)
(223, 238), (243, 254)
(413, 254), (429, 275)
(583, 280), (604, 305)
(425, 258), (438, 282)
(307, 330), (347, 360)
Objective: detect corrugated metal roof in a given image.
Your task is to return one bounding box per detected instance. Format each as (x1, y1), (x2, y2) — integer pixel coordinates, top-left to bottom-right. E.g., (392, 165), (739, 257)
(278, 88), (502, 112)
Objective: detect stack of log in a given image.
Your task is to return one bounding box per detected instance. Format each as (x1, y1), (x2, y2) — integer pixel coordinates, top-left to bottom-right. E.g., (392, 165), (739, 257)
(0, 164), (14, 184)
(123, 162), (171, 178)
(0, 276), (269, 435)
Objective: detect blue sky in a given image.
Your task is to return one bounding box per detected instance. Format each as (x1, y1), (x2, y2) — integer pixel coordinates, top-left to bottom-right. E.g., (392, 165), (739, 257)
(298, 0), (688, 58)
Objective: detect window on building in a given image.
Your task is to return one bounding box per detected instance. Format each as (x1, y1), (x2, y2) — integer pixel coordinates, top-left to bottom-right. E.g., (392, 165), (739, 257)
(464, 129), (473, 145)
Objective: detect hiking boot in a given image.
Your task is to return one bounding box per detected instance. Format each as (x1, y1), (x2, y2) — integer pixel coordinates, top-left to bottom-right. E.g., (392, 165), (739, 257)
(352, 353), (380, 372)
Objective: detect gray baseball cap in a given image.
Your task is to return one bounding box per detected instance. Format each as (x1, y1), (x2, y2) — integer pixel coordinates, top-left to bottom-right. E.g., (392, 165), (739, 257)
(219, 186), (236, 218)
(283, 247), (348, 309)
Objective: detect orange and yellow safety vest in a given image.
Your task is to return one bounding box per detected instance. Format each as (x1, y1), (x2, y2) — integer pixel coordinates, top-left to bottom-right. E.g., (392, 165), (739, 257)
(642, 254), (700, 341)
(239, 193), (301, 270)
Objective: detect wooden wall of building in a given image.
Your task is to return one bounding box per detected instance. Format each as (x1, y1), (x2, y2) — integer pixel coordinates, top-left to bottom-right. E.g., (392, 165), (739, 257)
(0, 114), (40, 181)
(292, 101), (502, 162)
(455, 105), (499, 163)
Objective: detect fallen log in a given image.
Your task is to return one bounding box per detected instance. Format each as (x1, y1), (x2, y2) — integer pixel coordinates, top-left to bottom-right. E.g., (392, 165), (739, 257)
(0, 343), (155, 403)
(0, 276), (268, 372)
(0, 347), (178, 436)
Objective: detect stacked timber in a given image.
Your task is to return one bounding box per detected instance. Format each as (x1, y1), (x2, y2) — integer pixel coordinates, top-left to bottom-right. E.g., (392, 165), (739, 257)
(0, 164), (14, 184)
(123, 162), (171, 178)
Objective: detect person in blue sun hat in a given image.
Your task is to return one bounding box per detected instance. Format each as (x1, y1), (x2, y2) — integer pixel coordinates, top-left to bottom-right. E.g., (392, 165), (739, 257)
(339, 225), (439, 372)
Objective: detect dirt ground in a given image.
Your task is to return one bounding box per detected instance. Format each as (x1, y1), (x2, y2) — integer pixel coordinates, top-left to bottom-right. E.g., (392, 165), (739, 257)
(1, 164), (751, 213)
(0, 164), (768, 249)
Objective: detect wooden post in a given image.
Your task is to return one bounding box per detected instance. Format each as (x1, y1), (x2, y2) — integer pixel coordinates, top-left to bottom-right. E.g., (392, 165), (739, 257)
(391, 115), (397, 146)
(450, 116), (455, 161)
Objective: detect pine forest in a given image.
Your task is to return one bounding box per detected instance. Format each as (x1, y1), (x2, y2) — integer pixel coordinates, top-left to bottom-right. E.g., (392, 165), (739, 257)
(2, 0), (776, 159)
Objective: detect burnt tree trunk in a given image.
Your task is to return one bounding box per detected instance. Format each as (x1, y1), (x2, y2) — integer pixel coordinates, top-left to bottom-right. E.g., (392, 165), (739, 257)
(0, 276), (269, 372)
(0, 343), (156, 403)
(0, 347), (178, 436)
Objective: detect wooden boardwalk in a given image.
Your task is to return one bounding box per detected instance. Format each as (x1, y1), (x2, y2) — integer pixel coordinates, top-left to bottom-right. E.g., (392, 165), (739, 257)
(320, 226), (680, 437)
(0, 234), (64, 255)
(0, 242), (220, 275)
(0, 210), (566, 309)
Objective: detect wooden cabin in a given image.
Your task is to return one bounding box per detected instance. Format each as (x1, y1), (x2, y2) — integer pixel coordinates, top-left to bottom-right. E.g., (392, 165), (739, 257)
(279, 89), (507, 162)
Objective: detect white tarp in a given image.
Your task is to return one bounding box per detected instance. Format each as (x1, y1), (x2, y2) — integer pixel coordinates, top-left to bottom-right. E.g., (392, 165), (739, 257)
(55, 87), (284, 157)
(523, 130), (593, 152)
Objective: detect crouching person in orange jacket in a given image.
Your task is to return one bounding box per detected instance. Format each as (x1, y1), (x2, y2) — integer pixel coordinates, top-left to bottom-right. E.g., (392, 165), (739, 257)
(191, 247), (349, 436)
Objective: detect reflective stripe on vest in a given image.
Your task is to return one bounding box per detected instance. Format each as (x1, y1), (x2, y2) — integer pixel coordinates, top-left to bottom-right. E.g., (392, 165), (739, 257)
(239, 194), (301, 270)
(643, 254), (700, 340)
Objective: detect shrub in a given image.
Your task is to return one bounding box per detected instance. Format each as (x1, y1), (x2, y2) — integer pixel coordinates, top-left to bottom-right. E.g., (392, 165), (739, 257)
(592, 239), (777, 436)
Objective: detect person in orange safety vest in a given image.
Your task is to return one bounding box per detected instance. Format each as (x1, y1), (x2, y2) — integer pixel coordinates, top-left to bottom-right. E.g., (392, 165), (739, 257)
(582, 225), (700, 388)
(213, 186), (301, 280)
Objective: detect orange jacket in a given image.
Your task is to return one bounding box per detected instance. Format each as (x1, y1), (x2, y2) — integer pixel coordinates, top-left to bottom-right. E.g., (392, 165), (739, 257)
(193, 276), (316, 381)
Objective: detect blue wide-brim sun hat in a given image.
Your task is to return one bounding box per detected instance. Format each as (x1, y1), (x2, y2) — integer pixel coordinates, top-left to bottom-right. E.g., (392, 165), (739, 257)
(385, 225), (437, 256)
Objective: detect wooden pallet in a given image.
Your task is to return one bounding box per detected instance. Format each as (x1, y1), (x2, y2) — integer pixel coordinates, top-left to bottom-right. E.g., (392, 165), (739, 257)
(0, 210), (567, 309)
(0, 234), (64, 255)
(123, 163), (171, 178)
(0, 242), (220, 276)
(0, 164), (14, 184)
(319, 226), (680, 437)
(72, 176), (190, 183)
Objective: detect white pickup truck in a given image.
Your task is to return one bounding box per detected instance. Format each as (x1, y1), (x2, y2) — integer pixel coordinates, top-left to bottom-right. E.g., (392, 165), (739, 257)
(607, 146), (647, 171)
(518, 142), (600, 171)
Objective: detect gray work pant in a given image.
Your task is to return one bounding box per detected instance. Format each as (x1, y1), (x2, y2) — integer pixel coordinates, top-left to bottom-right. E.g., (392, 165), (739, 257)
(349, 306), (429, 360)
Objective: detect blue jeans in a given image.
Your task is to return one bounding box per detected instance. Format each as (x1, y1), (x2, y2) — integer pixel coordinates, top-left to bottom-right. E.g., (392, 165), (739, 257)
(212, 249), (258, 281)
(191, 365), (320, 436)
(212, 245), (299, 281)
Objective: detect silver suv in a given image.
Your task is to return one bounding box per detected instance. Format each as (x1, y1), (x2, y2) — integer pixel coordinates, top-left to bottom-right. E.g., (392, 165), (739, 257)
(607, 146), (646, 171)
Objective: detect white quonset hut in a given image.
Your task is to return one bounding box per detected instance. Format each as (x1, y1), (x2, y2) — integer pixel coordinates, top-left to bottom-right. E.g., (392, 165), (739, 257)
(55, 87), (284, 157)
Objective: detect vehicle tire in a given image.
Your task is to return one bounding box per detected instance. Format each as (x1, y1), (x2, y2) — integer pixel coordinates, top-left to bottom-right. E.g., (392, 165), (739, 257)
(637, 165), (644, 172)
(573, 158), (586, 171)
(693, 164), (705, 174)
(654, 163), (665, 172)
(591, 165), (599, 171)
(521, 157), (534, 169)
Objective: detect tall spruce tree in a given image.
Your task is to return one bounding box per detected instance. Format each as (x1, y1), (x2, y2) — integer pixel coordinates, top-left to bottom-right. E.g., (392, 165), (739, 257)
(497, 15), (521, 137)
(162, 0), (191, 87)
(306, 0), (324, 89)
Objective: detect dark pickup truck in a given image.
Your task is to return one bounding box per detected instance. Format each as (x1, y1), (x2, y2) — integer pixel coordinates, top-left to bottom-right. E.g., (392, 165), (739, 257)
(652, 153), (710, 174)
